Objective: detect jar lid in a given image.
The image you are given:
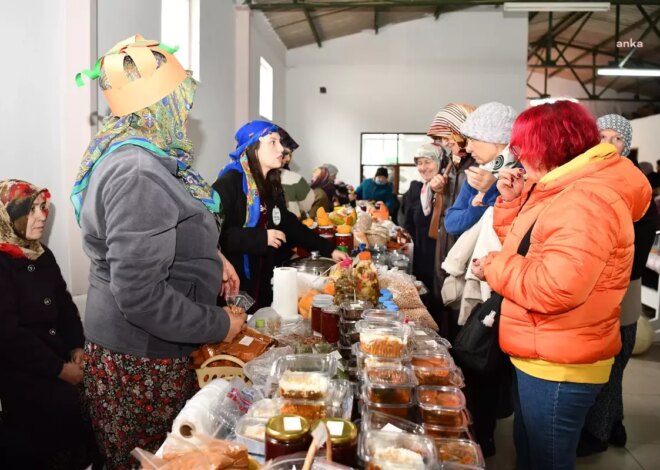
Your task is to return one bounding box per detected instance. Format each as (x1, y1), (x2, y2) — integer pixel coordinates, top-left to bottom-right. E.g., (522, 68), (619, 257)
(266, 415), (311, 441)
(358, 252), (372, 260)
(321, 305), (340, 315)
(314, 418), (357, 445)
(312, 294), (334, 307)
(255, 319), (266, 328)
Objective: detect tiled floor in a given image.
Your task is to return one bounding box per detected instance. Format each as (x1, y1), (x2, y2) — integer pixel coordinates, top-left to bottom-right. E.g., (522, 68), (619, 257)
(485, 344), (660, 470)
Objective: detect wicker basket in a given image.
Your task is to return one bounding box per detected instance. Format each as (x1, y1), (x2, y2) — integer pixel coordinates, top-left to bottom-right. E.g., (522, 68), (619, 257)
(195, 354), (248, 388)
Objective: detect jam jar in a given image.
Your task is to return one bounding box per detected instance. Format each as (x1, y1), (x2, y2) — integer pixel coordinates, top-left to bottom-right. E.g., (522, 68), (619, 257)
(311, 294), (334, 334)
(318, 225), (336, 247)
(265, 415), (312, 461)
(315, 418), (358, 468)
(320, 305), (341, 343)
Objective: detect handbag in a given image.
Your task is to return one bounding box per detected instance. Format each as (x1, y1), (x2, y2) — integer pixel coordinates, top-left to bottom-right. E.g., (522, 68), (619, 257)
(428, 159), (455, 240)
(452, 220), (535, 374)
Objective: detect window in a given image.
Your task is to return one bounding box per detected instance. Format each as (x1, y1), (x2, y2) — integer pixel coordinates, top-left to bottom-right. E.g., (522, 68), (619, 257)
(259, 57), (274, 120)
(360, 133), (433, 195)
(161, 0), (200, 80)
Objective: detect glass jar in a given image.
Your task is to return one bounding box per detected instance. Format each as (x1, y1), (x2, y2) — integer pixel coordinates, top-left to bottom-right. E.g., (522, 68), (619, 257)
(311, 294), (334, 334)
(353, 252), (380, 306)
(318, 225), (336, 247)
(334, 259), (355, 305)
(335, 233), (353, 254)
(265, 415), (312, 461)
(315, 418), (358, 468)
(320, 305), (341, 343)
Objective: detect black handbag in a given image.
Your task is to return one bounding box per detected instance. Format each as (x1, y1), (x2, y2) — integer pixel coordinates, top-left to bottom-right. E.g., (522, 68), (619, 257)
(452, 221), (536, 374)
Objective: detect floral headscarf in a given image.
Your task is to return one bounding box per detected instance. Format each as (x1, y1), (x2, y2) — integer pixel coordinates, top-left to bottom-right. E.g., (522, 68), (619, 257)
(71, 74), (221, 223)
(311, 166), (335, 202)
(0, 180), (50, 260)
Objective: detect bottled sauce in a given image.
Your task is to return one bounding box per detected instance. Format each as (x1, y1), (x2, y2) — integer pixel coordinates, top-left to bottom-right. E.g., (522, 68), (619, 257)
(334, 259), (355, 305)
(354, 252), (380, 306)
(265, 415), (312, 461)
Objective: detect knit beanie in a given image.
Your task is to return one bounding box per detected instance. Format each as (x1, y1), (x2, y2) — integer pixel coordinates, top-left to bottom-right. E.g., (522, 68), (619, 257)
(597, 114), (632, 157)
(460, 102), (517, 145)
(427, 103), (477, 139)
(375, 167), (388, 178)
(413, 143), (441, 163)
(323, 163), (339, 178)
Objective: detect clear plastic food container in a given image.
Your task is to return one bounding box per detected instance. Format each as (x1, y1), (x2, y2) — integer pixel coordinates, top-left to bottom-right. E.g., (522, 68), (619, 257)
(279, 398), (329, 423)
(360, 410), (425, 435)
(410, 352), (458, 386)
(274, 354), (338, 400)
(361, 308), (406, 324)
(247, 398), (281, 419)
(339, 319), (360, 344)
(360, 430), (437, 470)
(362, 365), (417, 405)
(354, 342), (411, 373)
(435, 438), (485, 468)
(356, 320), (408, 358)
(362, 396), (416, 420)
(234, 415), (268, 455)
(328, 379), (354, 420)
(422, 423), (473, 440)
(416, 386), (467, 427)
(340, 300), (374, 321)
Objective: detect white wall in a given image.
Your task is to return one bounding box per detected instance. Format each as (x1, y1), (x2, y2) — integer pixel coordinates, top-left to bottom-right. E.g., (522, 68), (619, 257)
(527, 72), (647, 118)
(631, 114), (660, 167)
(286, 8), (529, 184)
(250, 11), (287, 125)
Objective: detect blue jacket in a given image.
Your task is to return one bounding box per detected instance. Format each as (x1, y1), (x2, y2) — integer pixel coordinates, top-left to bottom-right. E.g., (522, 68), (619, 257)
(444, 180), (499, 237)
(355, 179), (397, 215)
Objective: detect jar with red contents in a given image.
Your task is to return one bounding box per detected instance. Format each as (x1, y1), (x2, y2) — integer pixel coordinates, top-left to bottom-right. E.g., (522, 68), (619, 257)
(318, 225), (336, 247)
(311, 294), (334, 334)
(320, 305), (341, 343)
(314, 418), (358, 468)
(335, 233), (353, 253)
(265, 415), (312, 461)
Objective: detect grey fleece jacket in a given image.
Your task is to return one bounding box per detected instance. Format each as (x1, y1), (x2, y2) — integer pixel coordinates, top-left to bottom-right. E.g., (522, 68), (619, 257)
(79, 145), (229, 358)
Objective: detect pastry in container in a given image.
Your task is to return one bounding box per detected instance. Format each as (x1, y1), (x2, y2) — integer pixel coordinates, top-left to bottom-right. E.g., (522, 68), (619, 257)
(410, 352), (458, 386)
(360, 410), (425, 435)
(416, 386), (468, 427)
(356, 320), (408, 358)
(274, 354), (338, 400)
(435, 438), (485, 468)
(360, 430), (436, 470)
(235, 416), (268, 455)
(279, 398), (328, 422)
(362, 364), (417, 405)
(247, 398), (281, 419)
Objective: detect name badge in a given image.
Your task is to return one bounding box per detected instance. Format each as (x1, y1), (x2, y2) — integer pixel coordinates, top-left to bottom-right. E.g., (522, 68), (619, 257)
(273, 207), (282, 226)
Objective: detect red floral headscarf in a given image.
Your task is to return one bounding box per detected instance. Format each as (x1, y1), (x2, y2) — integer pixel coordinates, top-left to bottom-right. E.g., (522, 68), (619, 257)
(0, 179), (50, 260)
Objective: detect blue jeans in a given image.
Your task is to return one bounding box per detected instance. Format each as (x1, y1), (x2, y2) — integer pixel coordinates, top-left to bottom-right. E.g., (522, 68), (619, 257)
(513, 368), (603, 470)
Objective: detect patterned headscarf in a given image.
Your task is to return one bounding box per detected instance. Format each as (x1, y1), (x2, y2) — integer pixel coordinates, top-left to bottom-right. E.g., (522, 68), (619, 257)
(71, 75), (221, 223)
(597, 114), (632, 157)
(427, 103), (477, 140)
(0, 180), (50, 260)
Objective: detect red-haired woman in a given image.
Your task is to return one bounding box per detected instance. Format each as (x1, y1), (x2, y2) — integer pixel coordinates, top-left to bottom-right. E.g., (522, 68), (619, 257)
(470, 101), (651, 469)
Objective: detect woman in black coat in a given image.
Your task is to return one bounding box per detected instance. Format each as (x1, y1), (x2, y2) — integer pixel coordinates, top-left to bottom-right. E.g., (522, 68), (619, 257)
(0, 180), (94, 469)
(214, 121), (348, 310)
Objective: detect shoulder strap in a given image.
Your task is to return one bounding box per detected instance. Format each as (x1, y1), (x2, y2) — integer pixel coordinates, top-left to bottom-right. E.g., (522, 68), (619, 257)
(517, 222), (535, 256)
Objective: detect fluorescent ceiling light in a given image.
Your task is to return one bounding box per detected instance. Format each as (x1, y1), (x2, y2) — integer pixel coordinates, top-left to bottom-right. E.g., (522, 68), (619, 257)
(597, 68), (660, 77)
(530, 97), (579, 106)
(504, 2), (610, 12)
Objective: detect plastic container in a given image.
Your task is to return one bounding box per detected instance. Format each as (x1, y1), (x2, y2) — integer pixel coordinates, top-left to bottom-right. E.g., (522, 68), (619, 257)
(360, 430), (437, 470)
(337, 337), (354, 360)
(262, 452), (352, 470)
(422, 423), (473, 440)
(235, 416), (268, 455)
(280, 398), (328, 422)
(315, 418), (359, 468)
(354, 342), (411, 373)
(275, 354), (338, 400)
(362, 308), (406, 324)
(410, 352), (457, 386)
(265, 415), (312, 461)
(311, 294), (334, 333)
(247, 398), (281, 419)
(327, 379), (354, 420)
(340, 300), (373, 321)
(360, 410), (425, 435)
(356, 320), (408, 358)
(416, 386), (467, 427)
(362, 397), (415, 420)
(435, 438), (485, 468)
(339, 319), (360, 344)
(362, 365), (417, 405)
(320, 305), (341, 343)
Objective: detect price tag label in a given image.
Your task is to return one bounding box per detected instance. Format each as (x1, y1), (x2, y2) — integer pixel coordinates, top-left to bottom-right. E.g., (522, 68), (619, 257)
(415, 330), (428, 336)
(381, 423), (403, 433)
(239, 336), (254, 347)
(326, 420), (345, 437)
(283, 416), (302, 432)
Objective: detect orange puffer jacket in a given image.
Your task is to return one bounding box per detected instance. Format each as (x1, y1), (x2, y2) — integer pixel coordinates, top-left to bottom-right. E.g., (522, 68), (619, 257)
(483, 144), (651, 365)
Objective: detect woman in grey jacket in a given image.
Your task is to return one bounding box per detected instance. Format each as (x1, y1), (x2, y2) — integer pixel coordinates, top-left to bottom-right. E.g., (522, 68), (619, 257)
(72, 35), (245, 469)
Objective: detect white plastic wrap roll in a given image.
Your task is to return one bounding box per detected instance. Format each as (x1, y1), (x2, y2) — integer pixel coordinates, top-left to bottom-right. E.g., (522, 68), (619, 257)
(172, 379), (231, 439)
(271, 267), (299, 319)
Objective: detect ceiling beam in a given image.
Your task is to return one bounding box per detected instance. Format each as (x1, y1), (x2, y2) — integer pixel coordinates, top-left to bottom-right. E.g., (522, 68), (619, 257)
(303, 8), (323, 47)
(374, 7), (380, 33)
(637, 5), (660, 40)
(249, 1), (645, 10)
(526, 96), (659, 103)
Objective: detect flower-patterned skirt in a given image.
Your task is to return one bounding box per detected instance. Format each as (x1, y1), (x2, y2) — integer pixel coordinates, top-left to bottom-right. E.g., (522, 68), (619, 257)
(83, 341), (196, 470)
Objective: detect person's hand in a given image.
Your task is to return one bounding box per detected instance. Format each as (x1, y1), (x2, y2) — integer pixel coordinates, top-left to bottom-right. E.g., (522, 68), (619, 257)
(218, 251), (240, 297)
(59, 362), (83, 386)
(470, 257), (486, 281)
(471, 192), (486, 207)
(267, 229), (287, 249)
(331, 250), (350, 262)
(466, 167), (496, 193)
(429, 174), (447, 193)
(497, 168), (525, 202)
(222, 306), (248, 343)
(70, 348), (84, 367)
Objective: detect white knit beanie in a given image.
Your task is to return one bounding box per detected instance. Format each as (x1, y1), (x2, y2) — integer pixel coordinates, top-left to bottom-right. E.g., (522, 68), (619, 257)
(460, 102), (517, 144)
(597, 114), (632, 157)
